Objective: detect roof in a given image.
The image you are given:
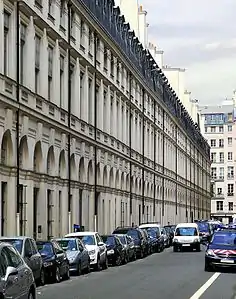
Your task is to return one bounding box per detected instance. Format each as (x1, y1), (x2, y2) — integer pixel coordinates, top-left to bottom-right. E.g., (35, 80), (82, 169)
(199, 105), (233, 114)
(0, 236), (29, 240)
(176, 223), (198, 228)
(139, 224), (161, 228)
(65, 232), (97, 237)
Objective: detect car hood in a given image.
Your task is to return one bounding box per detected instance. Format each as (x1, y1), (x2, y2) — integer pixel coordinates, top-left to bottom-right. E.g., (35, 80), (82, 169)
(66, 250), (80, 260)
(209, 244), (236, 252)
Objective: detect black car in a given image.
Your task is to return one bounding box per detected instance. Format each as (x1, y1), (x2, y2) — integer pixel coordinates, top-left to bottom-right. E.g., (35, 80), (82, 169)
(205, 229), (236, 271)
(146, 228), (164, 252)
(36, 240), (70, 283)
(196, 221), (214, 243)
(140, 228), (153, 255)
(115, 234), (136, 262)
(112, 227), (146, 258)
(101, 235), (126, 266)
(164, 225), (175, 245)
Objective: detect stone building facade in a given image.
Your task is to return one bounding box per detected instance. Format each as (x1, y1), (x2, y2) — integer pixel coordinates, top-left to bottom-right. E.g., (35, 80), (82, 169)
(0, 0), (211, 239)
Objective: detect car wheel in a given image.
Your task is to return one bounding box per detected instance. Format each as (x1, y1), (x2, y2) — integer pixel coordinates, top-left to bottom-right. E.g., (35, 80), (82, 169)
(64, 264), (70, 280)
(28, 291), (34, 299)
(54, 266), (61, 283)
(39, 268), (45, 286)
(77, 262), (82, 276)
(133, 251), (137, 261)
(85, 261), (91, 274)
(103, 256), (108, 270)
(204, 262), (213, 272)
(173, 246), (178, 252)
(157, 246), (161, 253)
(115, 255), (122, 266)
(95, 256), (101, 271)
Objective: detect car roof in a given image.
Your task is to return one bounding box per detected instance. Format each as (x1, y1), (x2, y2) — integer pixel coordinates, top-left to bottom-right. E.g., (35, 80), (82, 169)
(65, 232), (97, 237)
(176, 223), (198, 228)
(139, 224), (161, 228)
(0, 236), (29, 240)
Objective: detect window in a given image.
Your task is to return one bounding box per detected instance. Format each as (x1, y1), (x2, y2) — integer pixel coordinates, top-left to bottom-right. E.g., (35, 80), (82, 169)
(228, 152), (233, 161)
(60, 0), (65, 28)
(48, 46), (53, 101)
(228, 125), (232, 132)
(35, 0), (42, 8)
(35, 35), (40, 94)
(211, 167), (216, 179)
(227, 166), (234, 179)
(219, 152), (224, 163)
(48, 0), (53, 15)
(60, 55), (64, 107)
(229, 202), (233, 211)
(216, 201), (223, 211)
(228, 137), (232, 146)
(217, 188), (222, 195)
(104, 48), (108, 70)
(24, 239), (32, 257)
(4, 11), (10, 75)
(210, 126), (216, 133)
(210, 139), (216, 147)
(20, 23), (27, 85)
(110, 53), (114, 77)
(219, 126), (224, 133)
(219, 167), (224, 179)
(210, 152), (216, 162)
(219, 139), (224, 147)
(80, 19), (84, 43)
(228, 184), (234, 195)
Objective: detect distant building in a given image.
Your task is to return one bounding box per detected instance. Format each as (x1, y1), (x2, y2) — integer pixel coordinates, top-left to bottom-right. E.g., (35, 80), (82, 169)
(199, 99), (236, 224)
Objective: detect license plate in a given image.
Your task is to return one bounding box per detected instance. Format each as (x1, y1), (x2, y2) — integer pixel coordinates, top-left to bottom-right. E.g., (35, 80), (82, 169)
(182, 244), (190, 247)
(220, 259), (234, 264)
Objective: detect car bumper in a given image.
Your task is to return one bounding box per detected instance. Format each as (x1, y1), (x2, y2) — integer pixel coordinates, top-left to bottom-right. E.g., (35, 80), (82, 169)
(205, 256), (236, 268)
(173, 242), (200, 249)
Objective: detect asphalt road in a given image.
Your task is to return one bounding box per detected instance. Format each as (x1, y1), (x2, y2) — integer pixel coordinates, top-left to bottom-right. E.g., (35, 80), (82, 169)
(37, 246), (236, 299)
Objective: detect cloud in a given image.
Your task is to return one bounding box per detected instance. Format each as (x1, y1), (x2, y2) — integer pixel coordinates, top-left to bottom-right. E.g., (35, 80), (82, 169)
(142, 0), (236, 104)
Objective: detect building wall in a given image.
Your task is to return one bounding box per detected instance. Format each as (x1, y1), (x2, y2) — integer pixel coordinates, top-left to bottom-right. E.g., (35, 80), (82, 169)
(0, 0), (211, 239)
(200, 104), (236, 223)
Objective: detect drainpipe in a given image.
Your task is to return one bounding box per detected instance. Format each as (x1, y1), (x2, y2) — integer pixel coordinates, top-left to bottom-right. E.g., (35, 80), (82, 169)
(185, 136), (188, 220)
(94, 32), (98, 231)
(175, 124), (178, 216)
(129, 72), (132, 221)
(16, 1), (20, 236)
(161, 90), (165, 223)
(190, 145), (192, 221)
(142, 88), (145, 221)
(67, 1), (72, 232)
(153, 99), (156, 218)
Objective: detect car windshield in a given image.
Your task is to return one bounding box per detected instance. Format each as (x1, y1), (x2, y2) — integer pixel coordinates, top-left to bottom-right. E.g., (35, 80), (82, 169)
(197, 222), (209, 232)
(57, 239), (77, 251)
(102, 236), (115, 246)
(175, 227), (198, 236)
(1, 239), (23, 254)
(76, 235), (95, 245)
(36, 242), (54, 256)
(127, 230), (139, 240)
(146, 228), (157, 238)
(211, 233), (236, 246)
(117, 236), (126, 244)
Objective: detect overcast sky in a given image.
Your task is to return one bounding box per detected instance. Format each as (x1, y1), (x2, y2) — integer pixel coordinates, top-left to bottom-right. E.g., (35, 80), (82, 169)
(142, 0), (236, 105)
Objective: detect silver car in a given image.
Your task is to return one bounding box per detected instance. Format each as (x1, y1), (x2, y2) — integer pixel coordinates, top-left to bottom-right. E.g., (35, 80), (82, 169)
(0, 242), (36, 299)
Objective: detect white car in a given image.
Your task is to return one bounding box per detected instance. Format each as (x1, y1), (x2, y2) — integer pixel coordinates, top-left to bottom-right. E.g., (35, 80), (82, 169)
(173, 223), (201, 252)
(65, 232), (108, 270)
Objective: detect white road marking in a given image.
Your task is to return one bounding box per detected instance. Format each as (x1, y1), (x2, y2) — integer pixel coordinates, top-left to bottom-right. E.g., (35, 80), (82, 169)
(189, 272), (221, 299)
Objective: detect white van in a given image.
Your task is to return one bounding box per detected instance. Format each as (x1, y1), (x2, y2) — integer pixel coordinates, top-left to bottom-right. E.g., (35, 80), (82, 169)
(173, 223), (201, 252)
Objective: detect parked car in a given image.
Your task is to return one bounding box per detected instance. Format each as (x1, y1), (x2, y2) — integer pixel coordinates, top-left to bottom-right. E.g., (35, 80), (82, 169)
(161, 227), (170, 247)
(112, 226), (146, 258)
(164, 225), (175, 246)
(139, 228), (152, 255)
(54, 238), (90, 275)
(65, 232), (108, 271)
(195, 221), (214, 243)
(0, 236), (44, 286)
(115, 234), (137, 261)
(101, 235), (126, 266)
(36, 240), (70, 283)
(0, 241), (36, 299)
(139, 223), (165, 252)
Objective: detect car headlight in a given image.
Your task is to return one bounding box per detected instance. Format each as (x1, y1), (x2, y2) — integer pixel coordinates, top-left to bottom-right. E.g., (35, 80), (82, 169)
(44, 261), (53, 267)
(107, 249), (114, 254)
(206, 249), (216, 257)
(193, 238), (200, 242)
(88, 250), (96, 255)
(173, 238), (178, 242)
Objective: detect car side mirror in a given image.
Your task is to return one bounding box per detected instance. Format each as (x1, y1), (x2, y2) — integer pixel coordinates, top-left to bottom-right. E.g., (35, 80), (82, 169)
(4, 266), (18, 281)
(98, 242), (104, 246)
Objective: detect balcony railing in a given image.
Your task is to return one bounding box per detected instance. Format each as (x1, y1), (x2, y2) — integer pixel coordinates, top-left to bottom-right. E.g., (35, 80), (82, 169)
(227, 192), (234, 196)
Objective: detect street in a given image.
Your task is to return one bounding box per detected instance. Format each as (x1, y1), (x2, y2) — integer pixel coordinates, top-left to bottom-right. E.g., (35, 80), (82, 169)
(36, 246), (236, 299)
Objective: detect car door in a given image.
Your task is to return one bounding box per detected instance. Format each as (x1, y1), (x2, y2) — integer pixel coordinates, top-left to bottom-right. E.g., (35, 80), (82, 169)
(52, 241), (67, 275)
(77, 240), (86, 269)
(22, 239), (36, 277)
(29, 239), (41, 281)
(1, 246), (26, 299)
(96, 234), (106, 262)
